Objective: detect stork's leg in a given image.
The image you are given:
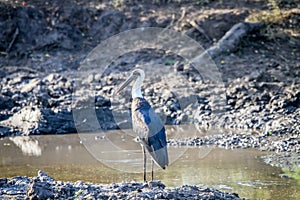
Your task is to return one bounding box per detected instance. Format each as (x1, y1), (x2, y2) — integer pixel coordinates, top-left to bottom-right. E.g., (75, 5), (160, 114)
(142, 145), (146, 182)
(151, 159), (154, 181)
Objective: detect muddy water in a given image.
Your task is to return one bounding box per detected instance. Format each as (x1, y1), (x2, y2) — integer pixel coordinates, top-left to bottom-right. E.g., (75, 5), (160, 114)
(0, 128), (299, 200)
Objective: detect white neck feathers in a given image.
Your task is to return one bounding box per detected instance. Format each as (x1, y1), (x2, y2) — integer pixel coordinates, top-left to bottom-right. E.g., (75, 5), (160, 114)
(132, 75), (143, 98)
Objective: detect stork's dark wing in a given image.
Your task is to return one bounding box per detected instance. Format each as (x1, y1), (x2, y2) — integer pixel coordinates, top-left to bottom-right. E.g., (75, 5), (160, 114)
(132, 98), (169, 169)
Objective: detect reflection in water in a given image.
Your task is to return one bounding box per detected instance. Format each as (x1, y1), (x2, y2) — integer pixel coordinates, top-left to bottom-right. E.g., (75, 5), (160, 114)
(78, 125), (214, 173)
(9, 136), (42, 156)
(0, 128), (299, 200)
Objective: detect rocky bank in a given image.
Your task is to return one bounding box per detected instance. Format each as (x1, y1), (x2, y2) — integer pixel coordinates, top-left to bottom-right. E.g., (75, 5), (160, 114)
(0, 170), (241, 200)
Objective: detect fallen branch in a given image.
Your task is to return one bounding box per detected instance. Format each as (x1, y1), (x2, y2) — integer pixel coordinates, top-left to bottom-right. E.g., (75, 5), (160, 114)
(206, 22), (263, 59)
(191, 22), (263, 83)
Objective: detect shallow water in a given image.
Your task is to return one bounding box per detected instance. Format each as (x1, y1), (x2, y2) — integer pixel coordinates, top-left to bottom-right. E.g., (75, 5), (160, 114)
(0, 127), (299, 200)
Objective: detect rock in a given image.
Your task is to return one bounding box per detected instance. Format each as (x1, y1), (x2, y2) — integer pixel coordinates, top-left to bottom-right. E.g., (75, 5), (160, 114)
(0, 178), (7, 187)
(147, 181), (165, 189)
(1, 106), (42, 135)
(279, 174), (292, 179)
(0, 125), (11, 138)
(1, 106), (76, 135)
(3, 105), (118, 135)
(40, 108), (76, 134)
(37, 170), (55, 183)
(95, 95), (111, 107)
(26, 179), (54, 200)
(20, 78), (41, 93)
(0, 94), (14, 110)
(0, 176), (31, 197)
(162, 90), (175, 101)
(178, 94), (199, 110)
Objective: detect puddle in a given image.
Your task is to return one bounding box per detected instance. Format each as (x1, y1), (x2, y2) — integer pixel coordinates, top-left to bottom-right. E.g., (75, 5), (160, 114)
(0, 127), (299, 200)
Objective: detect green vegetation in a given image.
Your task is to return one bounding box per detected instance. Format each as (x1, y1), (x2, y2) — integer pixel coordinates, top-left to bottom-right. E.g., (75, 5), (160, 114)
(283, 167), (300, 186)
(247, 0), (300, 40)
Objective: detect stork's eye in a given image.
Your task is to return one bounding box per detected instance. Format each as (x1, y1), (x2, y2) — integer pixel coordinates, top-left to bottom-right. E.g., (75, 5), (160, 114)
(133, 71), (140, 76)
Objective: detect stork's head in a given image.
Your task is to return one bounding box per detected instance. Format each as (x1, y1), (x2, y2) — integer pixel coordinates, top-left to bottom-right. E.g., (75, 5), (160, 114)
(131, 68), (145, 80)
(114, 69), (145, 95)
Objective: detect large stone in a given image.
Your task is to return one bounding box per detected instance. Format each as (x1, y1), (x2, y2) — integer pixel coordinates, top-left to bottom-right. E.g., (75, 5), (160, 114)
(1, 106), (75, 135)
(20, 78), (41, 93)
(1, 105), (117, 135)
(1, 107), (42, 135)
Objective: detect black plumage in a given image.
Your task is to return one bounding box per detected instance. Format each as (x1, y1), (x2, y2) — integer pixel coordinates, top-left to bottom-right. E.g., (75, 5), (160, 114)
(132, 97), (169, 170)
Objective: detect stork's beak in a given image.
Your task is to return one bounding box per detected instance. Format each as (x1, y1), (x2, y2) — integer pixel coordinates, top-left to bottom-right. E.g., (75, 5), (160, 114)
(114, 74), (136, 95)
